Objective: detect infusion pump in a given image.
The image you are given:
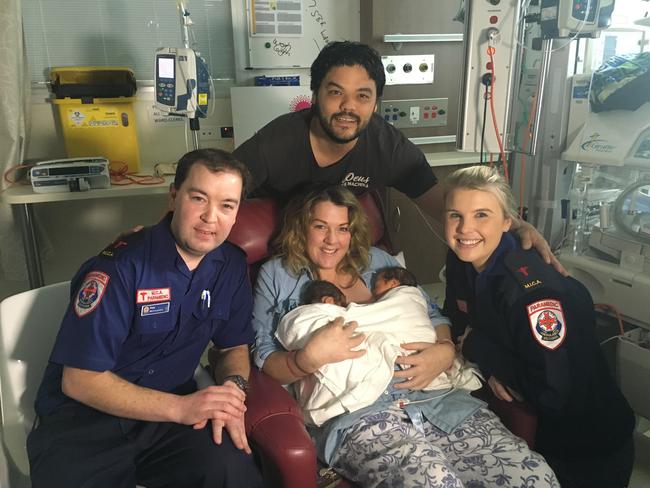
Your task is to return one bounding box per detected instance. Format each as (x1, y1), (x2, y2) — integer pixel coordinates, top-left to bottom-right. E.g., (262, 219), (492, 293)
(540, 0), (615, 39)
(155, 47), (210, 119)
(30, 157), (110, 193)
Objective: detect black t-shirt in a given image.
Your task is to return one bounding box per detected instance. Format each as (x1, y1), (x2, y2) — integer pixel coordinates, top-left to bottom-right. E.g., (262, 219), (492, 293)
(233, 109), (437, 200)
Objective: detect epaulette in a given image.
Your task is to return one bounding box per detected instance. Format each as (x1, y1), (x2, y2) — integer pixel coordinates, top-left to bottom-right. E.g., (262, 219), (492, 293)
(503, 248), (548, 292)
(99, 229), (147, 259)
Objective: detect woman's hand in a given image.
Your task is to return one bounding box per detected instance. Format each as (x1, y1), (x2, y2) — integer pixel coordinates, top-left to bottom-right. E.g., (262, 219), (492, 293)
(514, 220), (568, 276)
(457, 327), (472, 352)
(393, 341), (455, 390)
(299, 317), (366, 372)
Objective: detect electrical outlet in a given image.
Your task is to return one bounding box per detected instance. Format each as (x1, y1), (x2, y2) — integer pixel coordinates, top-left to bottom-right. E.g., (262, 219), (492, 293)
(198, 126), (218, 141)
(380, 98), (448, 129)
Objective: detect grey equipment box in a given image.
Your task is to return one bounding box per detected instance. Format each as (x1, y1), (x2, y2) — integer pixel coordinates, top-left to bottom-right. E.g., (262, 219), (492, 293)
(617, 328), (650, 419)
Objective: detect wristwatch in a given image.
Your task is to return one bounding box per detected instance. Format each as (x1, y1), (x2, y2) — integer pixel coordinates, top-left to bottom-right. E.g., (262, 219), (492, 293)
(222, 374), (249, 392)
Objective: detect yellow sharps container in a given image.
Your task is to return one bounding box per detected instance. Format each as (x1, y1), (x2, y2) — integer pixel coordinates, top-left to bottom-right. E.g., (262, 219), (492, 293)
(50, 67), (141, 173)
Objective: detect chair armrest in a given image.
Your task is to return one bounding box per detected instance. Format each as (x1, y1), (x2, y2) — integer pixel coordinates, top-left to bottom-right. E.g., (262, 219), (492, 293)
(245, 368), (318, 488)
(472, 386), (538, 449)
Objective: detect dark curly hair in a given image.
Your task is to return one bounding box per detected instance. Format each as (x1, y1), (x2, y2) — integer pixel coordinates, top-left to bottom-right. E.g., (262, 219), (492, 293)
(310, 41), (386, 98)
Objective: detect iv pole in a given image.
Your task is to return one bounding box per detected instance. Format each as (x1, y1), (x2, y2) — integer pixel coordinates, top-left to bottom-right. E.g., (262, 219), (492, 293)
(178, 1), (200, 151)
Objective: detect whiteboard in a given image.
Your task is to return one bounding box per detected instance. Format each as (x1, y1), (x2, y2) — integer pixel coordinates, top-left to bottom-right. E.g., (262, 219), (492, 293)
(245, 0), (360, 68)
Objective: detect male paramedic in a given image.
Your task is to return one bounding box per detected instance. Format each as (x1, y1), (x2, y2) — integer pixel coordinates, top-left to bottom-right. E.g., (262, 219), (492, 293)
(27, 148), (263, 488)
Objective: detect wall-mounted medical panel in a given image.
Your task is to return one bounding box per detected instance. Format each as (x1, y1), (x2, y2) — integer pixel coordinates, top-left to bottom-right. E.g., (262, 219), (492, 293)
(381, 55), (435, 85)
(380, 98), (448, 129)
(457, 0), (521, 154)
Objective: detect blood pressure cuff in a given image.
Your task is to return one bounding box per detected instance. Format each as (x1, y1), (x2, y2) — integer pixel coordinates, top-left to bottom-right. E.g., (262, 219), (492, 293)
(589, 52), (650, 113)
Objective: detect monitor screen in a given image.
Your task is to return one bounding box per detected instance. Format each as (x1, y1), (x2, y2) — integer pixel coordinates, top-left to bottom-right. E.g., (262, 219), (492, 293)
(158, 57), (175, 79)
(48, 166), (91, 176)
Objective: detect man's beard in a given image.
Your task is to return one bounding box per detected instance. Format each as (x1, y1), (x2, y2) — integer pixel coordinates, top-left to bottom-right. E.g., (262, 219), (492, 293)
(313, 104), (368, 144)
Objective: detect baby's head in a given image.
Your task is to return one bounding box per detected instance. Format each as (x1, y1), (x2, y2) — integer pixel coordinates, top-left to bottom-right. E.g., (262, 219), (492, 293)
(371, 266), (418, 299)
(300, 280), (347, 306)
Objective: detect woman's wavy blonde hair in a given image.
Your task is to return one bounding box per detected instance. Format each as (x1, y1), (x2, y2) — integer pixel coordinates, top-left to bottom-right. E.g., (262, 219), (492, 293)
(444, 165), (518, 221)
(273, 185), (371, 280)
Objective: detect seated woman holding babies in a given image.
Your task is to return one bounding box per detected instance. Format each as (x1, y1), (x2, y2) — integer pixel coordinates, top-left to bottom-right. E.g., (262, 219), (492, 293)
(251, 184), (558, 488)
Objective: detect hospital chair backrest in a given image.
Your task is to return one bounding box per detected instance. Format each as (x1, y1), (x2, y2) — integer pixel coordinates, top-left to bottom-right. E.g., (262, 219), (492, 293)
(0, 281), (70, 486)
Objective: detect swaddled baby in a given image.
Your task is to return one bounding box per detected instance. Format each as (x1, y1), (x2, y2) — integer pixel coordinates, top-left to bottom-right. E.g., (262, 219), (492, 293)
(276, 266), (482, 426)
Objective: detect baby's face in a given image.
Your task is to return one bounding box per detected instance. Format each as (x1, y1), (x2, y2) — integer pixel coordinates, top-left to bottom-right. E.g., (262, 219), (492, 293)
(372, 275), (396, 299)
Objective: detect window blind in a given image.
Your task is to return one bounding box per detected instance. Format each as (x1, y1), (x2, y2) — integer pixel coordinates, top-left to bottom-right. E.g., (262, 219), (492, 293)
(22, 0), (235, 95)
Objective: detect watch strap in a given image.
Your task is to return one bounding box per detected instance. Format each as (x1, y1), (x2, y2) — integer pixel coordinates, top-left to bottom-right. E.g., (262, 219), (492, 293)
(222, 374), (249, 392)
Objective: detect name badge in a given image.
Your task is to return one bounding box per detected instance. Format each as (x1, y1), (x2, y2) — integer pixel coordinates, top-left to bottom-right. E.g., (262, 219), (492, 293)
(141, 302), (170, 316)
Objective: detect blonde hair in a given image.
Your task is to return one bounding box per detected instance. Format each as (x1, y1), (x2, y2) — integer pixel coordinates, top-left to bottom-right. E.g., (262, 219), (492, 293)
(273, 186), (371, 279)
(444, 165), (518, 220)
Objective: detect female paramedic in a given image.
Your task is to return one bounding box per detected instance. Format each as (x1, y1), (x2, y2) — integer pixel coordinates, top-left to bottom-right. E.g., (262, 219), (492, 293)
(442, 165), (636, 488)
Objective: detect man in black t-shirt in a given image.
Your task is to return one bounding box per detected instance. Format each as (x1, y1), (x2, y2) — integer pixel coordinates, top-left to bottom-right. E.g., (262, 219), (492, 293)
(233, 107), (434, 203)
(234, 42), (437, 205)
(233, 42), (560, 275)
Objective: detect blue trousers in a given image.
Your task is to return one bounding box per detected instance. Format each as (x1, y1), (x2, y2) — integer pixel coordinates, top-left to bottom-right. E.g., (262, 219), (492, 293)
(27, 404), (263, 488)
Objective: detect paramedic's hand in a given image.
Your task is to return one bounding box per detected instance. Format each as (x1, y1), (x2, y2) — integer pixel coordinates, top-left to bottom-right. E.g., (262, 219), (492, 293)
(394, 341), (455, 390)
(515, 220), (568, 276)
(211, 415), (252, 454)
(488, 375), (513, 402)
(185, 384), (246, 426)
(300, 317), (366, 372)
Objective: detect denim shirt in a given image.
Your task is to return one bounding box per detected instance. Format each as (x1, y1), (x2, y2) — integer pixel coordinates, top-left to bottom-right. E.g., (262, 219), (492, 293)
(251, 247), (484, 463)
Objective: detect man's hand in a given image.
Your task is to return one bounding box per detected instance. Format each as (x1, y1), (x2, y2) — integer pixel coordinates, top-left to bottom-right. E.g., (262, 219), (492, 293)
(488, 375), (513, 402)
(300, 317), (366, 372)
(515, 220), (568, 276)
(210, 415), (251, 454)
(393, 341), (455, 390)
(178, 384), (246, 426)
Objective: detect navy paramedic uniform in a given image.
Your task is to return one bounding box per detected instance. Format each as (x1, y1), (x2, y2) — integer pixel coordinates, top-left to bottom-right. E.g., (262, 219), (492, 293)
(28, 214), (263, 488)
(443, 232), (635, 488)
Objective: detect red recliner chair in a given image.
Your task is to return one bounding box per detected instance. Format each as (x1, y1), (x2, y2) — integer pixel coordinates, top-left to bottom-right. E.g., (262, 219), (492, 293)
(227, 193), (537, 488)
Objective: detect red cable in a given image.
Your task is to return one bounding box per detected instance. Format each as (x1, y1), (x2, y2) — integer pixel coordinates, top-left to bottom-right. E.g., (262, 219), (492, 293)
(109, 160), (165, 186)
(3, 164), (35, 186)
(487, 47), (509, 183)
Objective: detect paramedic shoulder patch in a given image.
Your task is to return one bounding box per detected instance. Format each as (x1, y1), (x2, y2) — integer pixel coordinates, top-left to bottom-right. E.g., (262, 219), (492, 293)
(74, 271), (110, 318)
(526, 299), (566, 350)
